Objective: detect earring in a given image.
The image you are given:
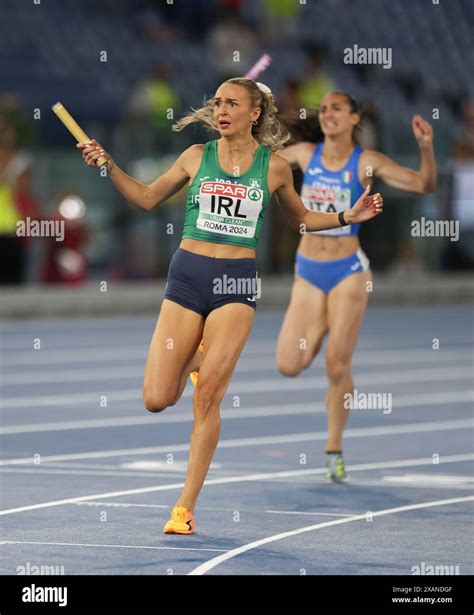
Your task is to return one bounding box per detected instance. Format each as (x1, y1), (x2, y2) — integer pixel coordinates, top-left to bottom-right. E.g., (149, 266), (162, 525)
(252, 120), (258, 126)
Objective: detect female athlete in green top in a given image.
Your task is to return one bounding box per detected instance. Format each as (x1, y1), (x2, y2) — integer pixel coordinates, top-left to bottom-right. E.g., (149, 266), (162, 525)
(77, 78), (383, 534)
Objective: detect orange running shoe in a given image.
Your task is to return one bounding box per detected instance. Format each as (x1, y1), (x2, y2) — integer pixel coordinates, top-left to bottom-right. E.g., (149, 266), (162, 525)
(163, 506), (195, 535)
(189, 340), (204, 386)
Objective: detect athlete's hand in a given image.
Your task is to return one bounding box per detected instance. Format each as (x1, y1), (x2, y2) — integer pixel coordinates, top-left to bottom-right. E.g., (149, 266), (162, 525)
(348, 184), (383, 224)
(412, 115), (434, 148)
(76, 139), (112, 168)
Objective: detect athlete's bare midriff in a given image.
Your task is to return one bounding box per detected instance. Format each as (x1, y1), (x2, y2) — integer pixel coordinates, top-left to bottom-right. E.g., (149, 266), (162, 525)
(179, 238), (256, 259)
(298, 233), (360, 260)
(292, 141), (366, 261)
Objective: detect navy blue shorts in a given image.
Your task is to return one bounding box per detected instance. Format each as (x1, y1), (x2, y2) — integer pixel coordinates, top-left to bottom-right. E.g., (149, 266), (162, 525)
(295, 248), (370, 294)
(164, 248), (258, 317)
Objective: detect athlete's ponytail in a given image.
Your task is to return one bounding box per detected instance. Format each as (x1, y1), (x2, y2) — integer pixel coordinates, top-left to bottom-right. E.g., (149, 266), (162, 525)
(172, 78), (290, 152)
(279, 109), (324, 145)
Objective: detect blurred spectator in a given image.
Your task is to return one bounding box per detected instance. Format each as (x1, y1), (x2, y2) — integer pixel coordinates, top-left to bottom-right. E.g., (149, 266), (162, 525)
(124, 63), (181, 156)
(207, 13), (259, 82)
(0, 114), (41, 285)
(0, 94), (32, 146)
(134, 0), (182, 43)
(298, 47), (336, 110)
(135, 0), (224, 41)
(443, 99), (474, 269)
(40, 190), (90, 285)
(452, 99), (474, 161)
(262, 0), (300, 43)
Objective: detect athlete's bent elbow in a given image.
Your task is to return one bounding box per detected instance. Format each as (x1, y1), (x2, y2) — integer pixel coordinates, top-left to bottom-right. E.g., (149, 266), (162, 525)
(422, 179), (437, 194)
(141, 188), (157, 211)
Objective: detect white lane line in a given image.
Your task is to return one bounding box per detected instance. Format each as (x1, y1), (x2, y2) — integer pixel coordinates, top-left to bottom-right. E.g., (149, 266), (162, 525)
(73, 502), (359, 517)
(188, 495), (474, 575)
(0, 540), (227, 553)
(0, 468), (191, 479)
(2, 342), (275, 367)
(76, 502), (170, 509)
(265, 510), (355, 517)
(1, 337), (149, 353)
(3, 348), (472, 385)
(0, 331), (436, 350)
(0, 332), (448, 355)
(3, 467), (473, 491)
(121, 460), (221, 471)
(0, 453), (472, 517)
(1, 334), (151, 351)
(1, 417), (472, 466)
(1, 391), (473, 435)
(1, 366), (472, 409)
(383, 473), (474, 485)
(3, 347), (147, 367)
(272, 477), (474, 491)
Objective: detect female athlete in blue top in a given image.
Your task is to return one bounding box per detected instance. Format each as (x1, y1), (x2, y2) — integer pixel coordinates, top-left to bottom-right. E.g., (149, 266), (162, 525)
(276, 91), (436, 482)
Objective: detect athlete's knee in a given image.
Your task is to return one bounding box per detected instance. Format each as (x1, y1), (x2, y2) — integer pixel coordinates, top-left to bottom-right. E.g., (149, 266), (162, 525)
(276, 346), (318, 377)
(326, 352), (351, 383)
(194, 373), (225, 415)
(276, 342), (303, 377)
(143, 383), (179, 413)
(276, 357), (303, 377)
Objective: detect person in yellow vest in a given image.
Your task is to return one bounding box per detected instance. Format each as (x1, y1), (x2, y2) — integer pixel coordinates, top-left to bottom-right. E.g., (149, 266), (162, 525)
(127, 63), (180, 155)
(298, 48), (336, 110)
(0, 116), (26, 284)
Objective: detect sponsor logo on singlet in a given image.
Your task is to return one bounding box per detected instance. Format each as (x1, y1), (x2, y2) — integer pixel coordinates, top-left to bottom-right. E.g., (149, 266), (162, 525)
(301, 180), (352, 237)
(196, 180), (263, 238)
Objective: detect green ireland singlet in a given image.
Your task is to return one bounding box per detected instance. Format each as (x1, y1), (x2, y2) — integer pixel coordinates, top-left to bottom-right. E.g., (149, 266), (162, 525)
(182, 139), (271, 250)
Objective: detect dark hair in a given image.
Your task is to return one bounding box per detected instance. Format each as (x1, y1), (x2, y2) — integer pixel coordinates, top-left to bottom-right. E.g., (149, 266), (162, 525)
(332, 90), (360, 114)
(280, 90), (363, 145)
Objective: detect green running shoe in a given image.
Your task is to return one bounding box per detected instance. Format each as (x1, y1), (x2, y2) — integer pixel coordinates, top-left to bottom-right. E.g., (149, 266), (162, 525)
(325, 452), (350, 483)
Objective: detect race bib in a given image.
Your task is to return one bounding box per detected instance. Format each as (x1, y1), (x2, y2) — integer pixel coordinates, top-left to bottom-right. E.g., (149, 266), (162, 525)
(301, 184), (352, 236)
(196, 181), (263, 238)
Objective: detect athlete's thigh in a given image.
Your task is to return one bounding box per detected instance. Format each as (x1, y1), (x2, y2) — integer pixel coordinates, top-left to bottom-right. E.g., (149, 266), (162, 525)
(276, 275), (328, 370)
(326, 271), (371, 362)
(143, 299), (205, 397)
(199, 302), (255, 394)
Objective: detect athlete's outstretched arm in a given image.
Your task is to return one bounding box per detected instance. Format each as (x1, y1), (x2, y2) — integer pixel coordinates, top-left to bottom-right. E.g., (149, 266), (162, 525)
(77, 140), (196, 210)
(365, 115), (436, 193)
(278, 141), (315, 170)
(272, 156), (383, 232)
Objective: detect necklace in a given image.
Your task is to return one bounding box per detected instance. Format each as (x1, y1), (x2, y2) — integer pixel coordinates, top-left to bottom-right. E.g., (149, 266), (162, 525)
(230, 139), (256, 150)
(219, 140), (258, 167)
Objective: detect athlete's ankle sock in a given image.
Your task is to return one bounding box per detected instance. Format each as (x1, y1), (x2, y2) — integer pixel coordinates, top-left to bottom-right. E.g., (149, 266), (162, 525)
(325, 450), (342, 455)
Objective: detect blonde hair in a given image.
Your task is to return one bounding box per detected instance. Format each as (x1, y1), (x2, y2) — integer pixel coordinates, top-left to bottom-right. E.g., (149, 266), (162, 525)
(172, 77), (290, 152)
